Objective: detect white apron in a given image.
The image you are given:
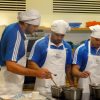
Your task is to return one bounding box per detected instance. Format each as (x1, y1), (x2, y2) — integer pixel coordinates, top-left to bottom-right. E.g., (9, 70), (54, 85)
(78, 41), (100, 100)
(0, 40), (28, 99)
(34, 36), (66, 93)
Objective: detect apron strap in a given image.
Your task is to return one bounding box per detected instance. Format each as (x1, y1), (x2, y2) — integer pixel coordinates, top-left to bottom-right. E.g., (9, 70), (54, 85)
(88, 41), (91, 55)
(96, 47), (100, 55)
(48, 35), (51, 49)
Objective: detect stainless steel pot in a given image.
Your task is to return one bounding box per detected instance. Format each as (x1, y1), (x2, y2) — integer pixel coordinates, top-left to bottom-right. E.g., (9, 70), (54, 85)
(94, 86), (100, 100)
(63, 87), (83, 100)
(89, 84), (96, 96)
(89, 84), (100, 99)
(51, 85), (69, 98)
(51, 86), (83, 100)
(51, 85), (63, 98)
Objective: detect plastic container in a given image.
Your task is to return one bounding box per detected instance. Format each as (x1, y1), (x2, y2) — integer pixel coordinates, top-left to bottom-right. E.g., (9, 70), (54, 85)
(69, 22), (82, 28)
(86, 21), (100, 27)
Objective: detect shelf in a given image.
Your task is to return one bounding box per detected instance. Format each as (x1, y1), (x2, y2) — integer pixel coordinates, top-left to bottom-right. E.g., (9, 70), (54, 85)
(39, 27), (91, 33)
(71, 28), (89, 30)
(70, 28), (91, 33)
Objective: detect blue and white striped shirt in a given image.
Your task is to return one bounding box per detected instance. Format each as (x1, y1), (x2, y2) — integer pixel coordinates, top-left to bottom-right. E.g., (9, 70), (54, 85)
(73, 40), (100, 71)
(0, 23), (25, 66)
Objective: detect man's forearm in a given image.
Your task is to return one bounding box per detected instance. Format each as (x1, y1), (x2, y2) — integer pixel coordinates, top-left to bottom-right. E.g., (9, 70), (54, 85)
(72, 64), (81, 77)
(66, 71), (74, 86)
(66, 65), (74, 86)
(27, 60), (40, 70)
(6, 61), (39, 76)
(6, 60), (52, 79)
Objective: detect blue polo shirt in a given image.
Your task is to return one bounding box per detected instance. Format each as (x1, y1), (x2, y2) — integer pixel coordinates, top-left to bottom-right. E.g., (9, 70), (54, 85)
(0, 23), (26, 66)
(73, 40), (100, 71)
(28, 35), (73, 68)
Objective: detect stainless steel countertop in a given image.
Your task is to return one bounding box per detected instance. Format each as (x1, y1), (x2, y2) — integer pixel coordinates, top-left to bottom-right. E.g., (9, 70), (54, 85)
(40, 92), (95, 100)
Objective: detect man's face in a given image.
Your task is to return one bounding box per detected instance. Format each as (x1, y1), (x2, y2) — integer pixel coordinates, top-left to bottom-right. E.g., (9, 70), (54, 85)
(25, 24), (39, 34)
(51, 32), (65, 44)
(91, 37), (100, 48)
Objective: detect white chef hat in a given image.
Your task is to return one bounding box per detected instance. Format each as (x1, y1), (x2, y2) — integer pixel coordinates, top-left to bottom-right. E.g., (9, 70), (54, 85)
(89, 25), (100, 39)
(17, 9), (41, 25)
(51, 20), (71, 34)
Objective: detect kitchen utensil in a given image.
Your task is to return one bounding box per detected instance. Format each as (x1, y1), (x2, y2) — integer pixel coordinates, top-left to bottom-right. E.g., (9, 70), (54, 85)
(63, 87), (83, 100)
(89, 75), (100, 98)
(94, 86), (100, 100)
(89, 75), (92, 84)
(51, 85), (65, 98)
(50, 73), (58, 87)
(51, 73), (57, 76)
(50, 72), (64, 98)
(89, 75), (95, 97)
(89, 83), (100, 99)
(51, 78), (58, 87)
(89, 84), (96, 97)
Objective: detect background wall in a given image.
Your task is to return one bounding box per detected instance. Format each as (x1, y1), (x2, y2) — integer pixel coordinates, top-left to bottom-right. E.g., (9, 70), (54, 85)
(0, 0), (99, 27)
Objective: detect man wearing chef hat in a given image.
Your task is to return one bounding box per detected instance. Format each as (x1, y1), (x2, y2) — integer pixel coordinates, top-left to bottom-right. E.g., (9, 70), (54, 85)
(28, 20), (74, 93)
(0, 9), (51, 99)
(72, 25), (100, 99)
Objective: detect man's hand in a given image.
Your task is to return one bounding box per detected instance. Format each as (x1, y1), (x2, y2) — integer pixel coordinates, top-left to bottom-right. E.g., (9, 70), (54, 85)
(78, 71), (90, 78)
(69, 80), (75, 87)
(35, 68), (52, 79)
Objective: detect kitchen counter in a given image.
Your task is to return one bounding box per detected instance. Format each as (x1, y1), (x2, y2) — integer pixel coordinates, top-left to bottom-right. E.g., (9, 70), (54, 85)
(1, 92), (95, 100)
(39, 92), (95, 100)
